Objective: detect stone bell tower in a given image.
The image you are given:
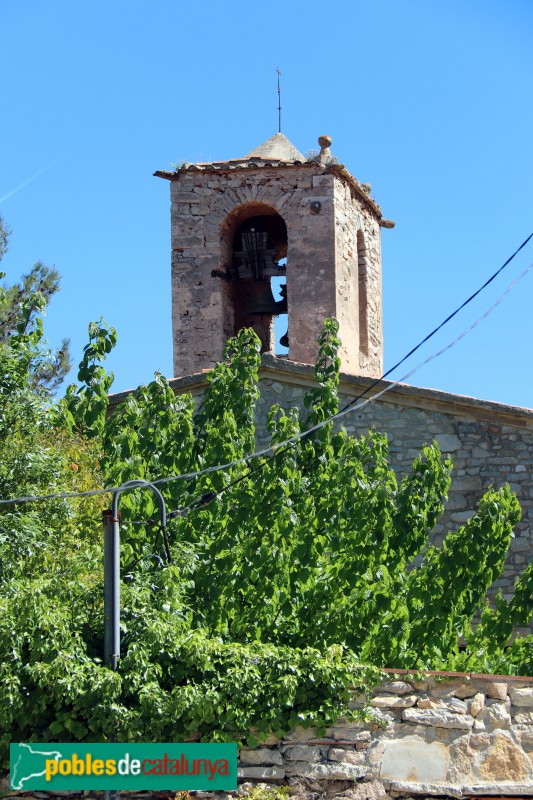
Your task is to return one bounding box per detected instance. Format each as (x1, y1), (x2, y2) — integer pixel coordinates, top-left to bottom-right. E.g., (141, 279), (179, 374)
(155, 133), (394, 378)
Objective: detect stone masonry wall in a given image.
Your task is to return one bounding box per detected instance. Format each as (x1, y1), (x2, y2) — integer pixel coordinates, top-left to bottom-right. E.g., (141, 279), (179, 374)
(237, 671), (533, 796)
(251, 359), (533, 627)
(4, 673), (533, 797)
(108, 354), (533, 628)
(333, 175), (383, 376)
(166, 163), (383, 378)
(106, 362), (533, 798)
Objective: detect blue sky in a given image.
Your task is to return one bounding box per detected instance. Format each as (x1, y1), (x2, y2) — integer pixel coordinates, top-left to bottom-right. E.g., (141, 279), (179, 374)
(1, 0), (532, 407)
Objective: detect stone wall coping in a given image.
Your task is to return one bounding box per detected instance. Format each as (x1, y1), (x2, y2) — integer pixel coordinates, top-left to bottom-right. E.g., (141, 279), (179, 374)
(379, 667), (533, 682)
(109, 354), (533, 429)
(385, 780), (533, 796)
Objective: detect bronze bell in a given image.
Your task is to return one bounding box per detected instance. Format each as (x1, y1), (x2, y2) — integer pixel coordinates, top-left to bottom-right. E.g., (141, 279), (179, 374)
(242, 280), (288, 316)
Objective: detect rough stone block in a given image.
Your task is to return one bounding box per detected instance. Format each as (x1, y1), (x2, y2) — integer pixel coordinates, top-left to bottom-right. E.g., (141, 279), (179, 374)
(312, 175), (333, 188)
(327, 748), (366, 765)
(431, 682), (466, 698)
(514, 711), (533, 724)
(327, 726), (371, 741)
(452, 682), (478, 699)
(443, 698), (468, 715)
(172, 235), (204, 248)
(512, 537), (531, 552)
(511, 687), (533, 707)
(486, 681), (508, 700)
(369, 708), (396, 726)
(371, 694), (417, 709)
(237, 766), (286, 780)
(285, 761), (368, 780)
(380, 681), (414, 695)
(435, 434), (462, 452)
(469, 692), (485, 717)
(453, 476), (483, 491)
(476, 702), (511, 730)
(282, 726), (317, 743)
(402, 708), (474, 730)
(284, 745), (321, 763)
(412, 679), (431, 691)
(239, 748), (283, 766)
(518, 728), (533, 748)
(380, 738), (449, 782)
(478, 732), (529, 781)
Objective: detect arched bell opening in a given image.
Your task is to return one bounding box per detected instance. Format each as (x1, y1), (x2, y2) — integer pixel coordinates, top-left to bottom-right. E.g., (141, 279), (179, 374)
(219, 204), (289, 353)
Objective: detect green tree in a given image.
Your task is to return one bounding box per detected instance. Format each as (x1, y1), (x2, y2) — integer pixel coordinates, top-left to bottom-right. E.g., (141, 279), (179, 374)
(0, 215), (71, 394)
(1, 316), (532, 769)
(0, 228), (103, 763)
(0, 216), (9, 261)
(87, 321), (523, 671)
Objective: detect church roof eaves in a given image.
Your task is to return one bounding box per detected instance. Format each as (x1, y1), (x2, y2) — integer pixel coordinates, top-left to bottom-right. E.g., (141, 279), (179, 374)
(154, 160), (386, 220)
(109, 355), (533, 430)
(154, 157), (313, 178)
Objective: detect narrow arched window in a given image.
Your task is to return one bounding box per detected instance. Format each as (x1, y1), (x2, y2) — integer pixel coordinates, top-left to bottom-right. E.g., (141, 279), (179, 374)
(357, 230), (369, 358)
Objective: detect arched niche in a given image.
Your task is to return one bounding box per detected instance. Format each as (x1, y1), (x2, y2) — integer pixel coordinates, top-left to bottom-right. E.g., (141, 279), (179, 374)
(220, 203), (289, 353)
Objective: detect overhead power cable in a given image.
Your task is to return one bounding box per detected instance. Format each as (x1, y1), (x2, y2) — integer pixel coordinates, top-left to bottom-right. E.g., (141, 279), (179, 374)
(335, 228), (533, 418)
(0, 232), (531, 512)
(131, 238), (533, 523)
(379, 230), (533, 382)
(122, 229), (533, 512)
(153, 262), (532, 523)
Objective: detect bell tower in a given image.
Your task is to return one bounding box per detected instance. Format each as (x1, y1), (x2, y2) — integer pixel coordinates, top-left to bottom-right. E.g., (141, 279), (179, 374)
(155, 133), (394, 378)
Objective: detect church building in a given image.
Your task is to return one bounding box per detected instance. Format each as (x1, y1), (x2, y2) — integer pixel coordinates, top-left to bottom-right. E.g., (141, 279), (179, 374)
(151, 132), (533, 621)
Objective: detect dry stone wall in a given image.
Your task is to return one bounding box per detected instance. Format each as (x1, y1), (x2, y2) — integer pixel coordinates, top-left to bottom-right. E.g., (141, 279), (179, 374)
(236, 671), (533, 796)
(4, 673), (533, 798)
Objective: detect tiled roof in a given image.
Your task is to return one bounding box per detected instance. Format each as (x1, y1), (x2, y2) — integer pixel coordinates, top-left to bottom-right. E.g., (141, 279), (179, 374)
(244, 132), (306, 162)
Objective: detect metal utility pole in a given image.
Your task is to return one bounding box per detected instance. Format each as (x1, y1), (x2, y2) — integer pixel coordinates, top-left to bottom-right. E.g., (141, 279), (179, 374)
(103, 508), (120, 671)
(103, 480), (167, 800)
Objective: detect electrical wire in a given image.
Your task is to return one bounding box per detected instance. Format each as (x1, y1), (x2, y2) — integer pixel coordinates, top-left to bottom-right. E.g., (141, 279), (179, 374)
(333, 229), (533, 419)
(377, 230), (533, 383)
(0, 484), (125, 507)
(138, 262), (533, 525)
(135, 228), (533, 500)
(0, 237), (531, 512)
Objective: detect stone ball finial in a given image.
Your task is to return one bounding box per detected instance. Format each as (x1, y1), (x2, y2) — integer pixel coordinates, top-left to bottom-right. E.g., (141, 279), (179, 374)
(313, 135), (338, 166)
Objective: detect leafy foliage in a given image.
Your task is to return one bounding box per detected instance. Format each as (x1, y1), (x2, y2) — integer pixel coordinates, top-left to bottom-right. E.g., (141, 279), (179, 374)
(1, 315), (533, 769)
(58, 320), (117, 437)
(0, 216), (9, 262)
(0, 215), (71, 393)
